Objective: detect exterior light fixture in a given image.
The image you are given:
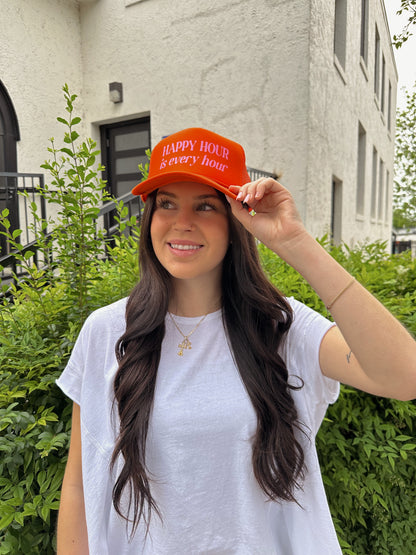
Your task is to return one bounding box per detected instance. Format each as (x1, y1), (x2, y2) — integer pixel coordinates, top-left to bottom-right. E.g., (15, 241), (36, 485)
(109, 82), (123, 103)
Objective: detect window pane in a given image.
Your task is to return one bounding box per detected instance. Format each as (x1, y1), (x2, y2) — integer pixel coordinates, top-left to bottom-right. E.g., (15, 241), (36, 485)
(388, 81), (392, 131)
(360, 0), (369, 62)
(371, 148), (378, 219)
(381, 55), (386, 113)
(378, 159), (384, 220)
(116, 156), (142, 175)
(356, 123), (366, 216)
(374, 26), (380, 96)
(115, 130), (149, 151)
(116, 179), (139, 197)
(334, 0), (347, 68)
(0, 136), (5, 170)
(331, 177), (343, 245)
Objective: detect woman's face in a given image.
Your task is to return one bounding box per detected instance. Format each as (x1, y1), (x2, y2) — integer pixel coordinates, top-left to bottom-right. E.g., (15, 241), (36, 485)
(150, 182), (230, 287)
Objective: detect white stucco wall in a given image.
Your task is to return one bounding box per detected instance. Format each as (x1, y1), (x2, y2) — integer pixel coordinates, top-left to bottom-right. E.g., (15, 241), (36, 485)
(78, 0), (396, 245)
(78, 0), (312, 211)
(306, 0), (397, 245)
(0, 0), (85, 174)
(1, 0), (396, 246)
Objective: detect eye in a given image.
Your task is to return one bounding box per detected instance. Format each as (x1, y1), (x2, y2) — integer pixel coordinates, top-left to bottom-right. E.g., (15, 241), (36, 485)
(156, 197), (175, 210)
(197, 202), (216, 212)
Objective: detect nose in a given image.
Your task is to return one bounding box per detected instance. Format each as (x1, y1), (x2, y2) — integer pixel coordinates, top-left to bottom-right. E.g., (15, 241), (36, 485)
(173, 206), (195, 231)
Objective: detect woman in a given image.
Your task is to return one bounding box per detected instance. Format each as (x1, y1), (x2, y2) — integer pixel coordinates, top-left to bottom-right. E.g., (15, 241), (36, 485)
(56, 128), (416, 554)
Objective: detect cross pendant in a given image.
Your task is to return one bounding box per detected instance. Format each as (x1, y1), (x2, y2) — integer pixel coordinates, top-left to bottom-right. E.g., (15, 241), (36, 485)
(177, 337), (192, 356)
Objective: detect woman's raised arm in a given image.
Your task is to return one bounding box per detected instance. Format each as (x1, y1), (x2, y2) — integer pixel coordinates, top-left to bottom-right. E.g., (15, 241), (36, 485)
(228, 179), (416, 401)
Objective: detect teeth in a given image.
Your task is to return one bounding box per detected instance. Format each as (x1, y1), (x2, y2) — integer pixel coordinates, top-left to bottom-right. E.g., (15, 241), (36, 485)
(170, 243), (200, 250)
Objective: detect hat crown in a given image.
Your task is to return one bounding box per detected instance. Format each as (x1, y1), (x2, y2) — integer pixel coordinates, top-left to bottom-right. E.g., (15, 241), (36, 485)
(132, 128), (250, 200)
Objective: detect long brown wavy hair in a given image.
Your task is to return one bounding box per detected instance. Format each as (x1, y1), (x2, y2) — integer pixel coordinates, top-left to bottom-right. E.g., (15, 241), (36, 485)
(111, 191), (306, 535)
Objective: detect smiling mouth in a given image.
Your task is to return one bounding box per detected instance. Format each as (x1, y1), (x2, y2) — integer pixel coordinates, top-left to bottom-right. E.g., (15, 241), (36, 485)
(169, 243), (202, 251)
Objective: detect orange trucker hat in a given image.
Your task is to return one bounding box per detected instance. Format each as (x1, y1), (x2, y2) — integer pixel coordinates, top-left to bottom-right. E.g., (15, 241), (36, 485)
(131, 127), (251, 200)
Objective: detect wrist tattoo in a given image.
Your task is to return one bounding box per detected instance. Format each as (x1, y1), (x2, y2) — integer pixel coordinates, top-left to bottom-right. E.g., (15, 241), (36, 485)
(346, 350), (353, 364)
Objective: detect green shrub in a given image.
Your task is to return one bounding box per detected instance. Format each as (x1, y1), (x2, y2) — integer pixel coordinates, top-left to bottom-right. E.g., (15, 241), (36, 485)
(0, 86), (140, 554)
(0, 244), (139, 553)
(0, 284), (73, 554)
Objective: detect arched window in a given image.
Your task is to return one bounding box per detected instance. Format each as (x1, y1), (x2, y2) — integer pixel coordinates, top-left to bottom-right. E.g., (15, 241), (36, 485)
(0, 80), (19, 173)
(0, 81), (20, 255)
(0, 110), (6, 171)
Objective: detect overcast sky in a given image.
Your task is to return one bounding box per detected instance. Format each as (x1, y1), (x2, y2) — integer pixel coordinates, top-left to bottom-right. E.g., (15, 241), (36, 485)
(384, 0), (416, 109)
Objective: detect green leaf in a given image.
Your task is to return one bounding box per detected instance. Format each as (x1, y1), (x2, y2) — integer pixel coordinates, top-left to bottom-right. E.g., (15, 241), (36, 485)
(60, 147), (74, 157)
(15, 512), (25, 526)
(37, 470), (46, 488)
(0, 505), (15, 528)
(401, 443), (416, 450)
(24, 250), (34, 260)
(40, 504), (50, 522)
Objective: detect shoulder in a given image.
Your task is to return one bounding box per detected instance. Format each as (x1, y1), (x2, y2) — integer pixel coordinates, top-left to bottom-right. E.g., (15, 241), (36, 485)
(285, 297), (332, 336)
(283, 296), (335, 358)
(286, 296), (319, 317)
(56, 298), (128, 405)
(72, 297), (128, 355)
(282, 296), (336, 383)
(82, 297), (127, 335)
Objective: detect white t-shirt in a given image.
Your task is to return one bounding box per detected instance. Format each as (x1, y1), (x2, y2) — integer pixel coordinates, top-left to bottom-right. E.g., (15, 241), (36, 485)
(56, 297), (341, 554)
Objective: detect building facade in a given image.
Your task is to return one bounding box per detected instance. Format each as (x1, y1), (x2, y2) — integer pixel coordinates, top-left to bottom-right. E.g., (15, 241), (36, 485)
(0, 0), (397, 247)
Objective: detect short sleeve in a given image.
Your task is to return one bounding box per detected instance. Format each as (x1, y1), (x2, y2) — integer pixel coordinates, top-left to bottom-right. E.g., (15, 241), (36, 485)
(56, 315), (93, 405)
(283, 297), (340, 435)
(55, 297), (127, 408)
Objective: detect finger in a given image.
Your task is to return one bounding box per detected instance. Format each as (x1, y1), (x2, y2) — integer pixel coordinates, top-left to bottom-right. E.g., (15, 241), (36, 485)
(236, 178), (280, 203)
(254, 178), (269, 200)
(229, 184), (255, 211)
(232, 181), (273, 212)
(235, 182), (258, 205)
(255, 177), (283, 196)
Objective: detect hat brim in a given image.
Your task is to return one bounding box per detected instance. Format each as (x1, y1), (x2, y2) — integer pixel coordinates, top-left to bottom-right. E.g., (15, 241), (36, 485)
(131, 171), (238, 201)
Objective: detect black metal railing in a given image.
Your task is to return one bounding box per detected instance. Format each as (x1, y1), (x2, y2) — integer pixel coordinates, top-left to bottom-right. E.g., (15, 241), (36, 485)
(247, 167), (277, 182)
(0, 172), (48, 284)
(100, 191), (144, 237)
(0, 167), (277, 286)
(0, 172), (47, 251)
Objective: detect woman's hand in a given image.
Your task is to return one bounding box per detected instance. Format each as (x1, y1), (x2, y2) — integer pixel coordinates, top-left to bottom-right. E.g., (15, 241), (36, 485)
(228, 178), (308, 259)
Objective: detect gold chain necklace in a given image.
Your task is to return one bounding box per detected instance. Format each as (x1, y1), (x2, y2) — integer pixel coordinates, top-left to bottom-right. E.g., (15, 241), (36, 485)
(168, 312), (208, 356)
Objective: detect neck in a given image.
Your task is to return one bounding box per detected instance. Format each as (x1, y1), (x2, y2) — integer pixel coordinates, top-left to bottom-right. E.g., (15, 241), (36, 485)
(169, 278), (222, 317)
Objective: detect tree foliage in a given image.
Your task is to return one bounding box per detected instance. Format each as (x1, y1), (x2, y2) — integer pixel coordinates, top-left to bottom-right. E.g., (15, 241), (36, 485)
(392, 0), (416, 48)
(393, 81), (416, 228)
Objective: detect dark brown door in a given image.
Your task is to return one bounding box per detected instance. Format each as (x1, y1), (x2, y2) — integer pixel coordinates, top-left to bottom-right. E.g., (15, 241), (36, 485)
(101, 117), (150, 198)
(100, 117), (150, 232)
